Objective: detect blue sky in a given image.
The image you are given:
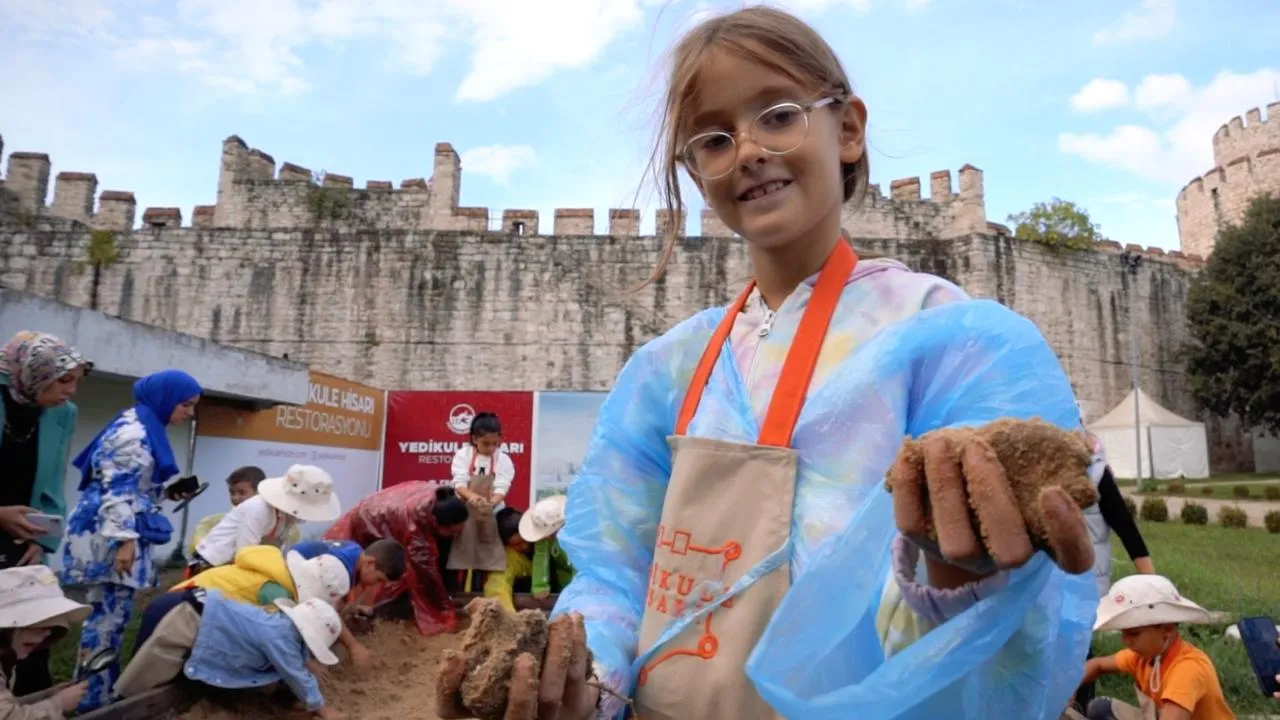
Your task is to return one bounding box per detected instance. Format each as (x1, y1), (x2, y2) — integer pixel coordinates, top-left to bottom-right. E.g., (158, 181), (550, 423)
(1, 0), (1278, 250)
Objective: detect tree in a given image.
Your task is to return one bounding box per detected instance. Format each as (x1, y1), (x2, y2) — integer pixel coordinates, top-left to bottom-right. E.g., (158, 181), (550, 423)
(1006, 198), (1105, 252)
(1184, 193), (1280, 433)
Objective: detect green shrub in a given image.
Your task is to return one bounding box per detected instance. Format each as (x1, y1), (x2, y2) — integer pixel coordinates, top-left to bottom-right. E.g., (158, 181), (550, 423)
(1140, 497), (1169, 522)
(1167, 480), (1186, 494)
(1232, 484), (1252, 499)
(1217, 506), (1248, 529)
(1201, 485), (1215, 496)
(1265, 510), (1280, 534)
(1264, 486), (1280, 501)
(1180, 502), (1209, 525)
(1123, 495), (1137, 519)
(1138, 483), (1161, 494)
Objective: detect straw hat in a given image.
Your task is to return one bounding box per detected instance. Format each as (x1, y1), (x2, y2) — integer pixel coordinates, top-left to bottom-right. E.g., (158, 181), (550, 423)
(519, 495), (567, 543)
(286, 551), (351, 605)
(259, 465), (341, 522)
(0, 566), (89, 632)
(1094, 574), (1213, 632)
(274, 598), (343, 666)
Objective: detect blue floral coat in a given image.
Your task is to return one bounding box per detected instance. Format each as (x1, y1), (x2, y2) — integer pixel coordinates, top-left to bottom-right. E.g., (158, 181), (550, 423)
(61, 410), (165, 589)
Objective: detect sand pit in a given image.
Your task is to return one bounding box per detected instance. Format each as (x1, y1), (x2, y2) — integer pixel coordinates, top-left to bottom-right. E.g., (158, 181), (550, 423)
(178, 621), (466, 720)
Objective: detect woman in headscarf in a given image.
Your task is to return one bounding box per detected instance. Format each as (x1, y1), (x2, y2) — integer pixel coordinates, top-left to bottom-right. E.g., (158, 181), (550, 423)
(323, 481), (469, 637)
(0, 330), (90, 696)
(60, 369), (203, 712)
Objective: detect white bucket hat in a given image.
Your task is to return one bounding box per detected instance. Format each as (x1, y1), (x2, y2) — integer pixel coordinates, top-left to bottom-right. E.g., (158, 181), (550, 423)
(259, 465), (341, 522)
(1094, 574), (1213, 632)
(286, 551), (351, 605)
(274, 598), (343, 666)
(0, 566), (89, 631)
(519, 495), (567, 543)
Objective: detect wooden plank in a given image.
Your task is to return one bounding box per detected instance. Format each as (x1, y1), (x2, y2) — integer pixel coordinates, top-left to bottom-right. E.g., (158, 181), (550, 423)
(76, 684), (192, 720)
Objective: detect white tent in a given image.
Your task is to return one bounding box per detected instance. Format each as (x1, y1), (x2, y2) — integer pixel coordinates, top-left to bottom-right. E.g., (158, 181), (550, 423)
(1088, 389), (1210, 480)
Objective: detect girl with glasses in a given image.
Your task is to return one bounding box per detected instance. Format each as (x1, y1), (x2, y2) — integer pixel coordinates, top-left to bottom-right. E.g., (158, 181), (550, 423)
(439, 7), (1099, 720)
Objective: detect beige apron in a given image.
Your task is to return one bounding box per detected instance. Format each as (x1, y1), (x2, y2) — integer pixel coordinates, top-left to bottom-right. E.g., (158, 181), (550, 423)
(447, 457), (508, 573)
(633, 240), (857, 720)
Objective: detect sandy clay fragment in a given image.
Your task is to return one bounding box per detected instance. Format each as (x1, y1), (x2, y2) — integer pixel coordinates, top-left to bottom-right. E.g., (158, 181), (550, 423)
(436, 598), (552, 720)
(886, 417), (1099, 573)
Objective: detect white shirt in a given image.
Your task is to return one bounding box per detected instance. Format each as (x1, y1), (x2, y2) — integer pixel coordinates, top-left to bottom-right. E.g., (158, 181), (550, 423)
(194, 495), (297, 566)
(450, 445), (515, 496)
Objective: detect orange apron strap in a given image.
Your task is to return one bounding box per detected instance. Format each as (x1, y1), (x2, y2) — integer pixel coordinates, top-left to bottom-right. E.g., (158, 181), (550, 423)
(757, 241), (856, 447)
(674, 240), (858, 444)
(674, 282), (757, 435)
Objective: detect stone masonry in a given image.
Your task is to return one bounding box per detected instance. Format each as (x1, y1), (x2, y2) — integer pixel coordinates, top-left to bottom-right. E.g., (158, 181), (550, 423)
(3, 130), (1256, 470)
(1176, 103), (1280, 258)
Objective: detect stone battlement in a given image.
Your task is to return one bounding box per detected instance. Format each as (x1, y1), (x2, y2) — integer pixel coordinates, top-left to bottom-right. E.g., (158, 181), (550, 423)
(1212, 103), (1280, 167)
(0, 134), (139, 231)
(1177, 105), (1280, 259)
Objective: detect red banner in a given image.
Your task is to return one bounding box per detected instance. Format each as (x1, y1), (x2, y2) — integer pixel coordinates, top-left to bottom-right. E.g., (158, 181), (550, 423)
(382, 391), (535, 511)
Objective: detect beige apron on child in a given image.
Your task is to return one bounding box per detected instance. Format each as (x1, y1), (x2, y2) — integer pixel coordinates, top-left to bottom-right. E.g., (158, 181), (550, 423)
(632, 241), (857, 720)
(446, 456), (508, 573)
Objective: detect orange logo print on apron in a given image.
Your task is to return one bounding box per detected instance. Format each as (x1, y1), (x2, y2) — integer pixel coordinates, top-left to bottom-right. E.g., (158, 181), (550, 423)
(631, 240), (857, 720)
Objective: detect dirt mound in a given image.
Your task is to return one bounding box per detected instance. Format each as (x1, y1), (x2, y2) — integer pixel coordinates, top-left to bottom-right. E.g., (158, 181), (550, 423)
(179, 621), (465, 720)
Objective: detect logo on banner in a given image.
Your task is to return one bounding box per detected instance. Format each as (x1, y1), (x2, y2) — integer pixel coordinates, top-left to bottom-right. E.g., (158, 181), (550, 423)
(448, 404), (476, 435)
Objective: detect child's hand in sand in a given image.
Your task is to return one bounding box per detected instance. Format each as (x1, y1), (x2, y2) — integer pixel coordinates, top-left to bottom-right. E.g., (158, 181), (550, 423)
(886, 418), (1099, 577)
(313, 706), (343, 720)
(437, 599), (597, 720)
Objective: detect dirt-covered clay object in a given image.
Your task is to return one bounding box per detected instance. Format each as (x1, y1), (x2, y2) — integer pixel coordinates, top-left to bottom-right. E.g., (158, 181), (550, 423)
(436, 598), (558, 720)
(886, 417), (1100, 574)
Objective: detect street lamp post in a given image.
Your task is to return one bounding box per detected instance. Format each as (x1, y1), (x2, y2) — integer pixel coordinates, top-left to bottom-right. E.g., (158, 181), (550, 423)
(1120, 250), (1145, 491)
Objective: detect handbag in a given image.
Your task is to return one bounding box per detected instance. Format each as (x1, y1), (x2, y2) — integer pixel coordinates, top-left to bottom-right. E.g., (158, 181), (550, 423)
(134, 511), (174, 546)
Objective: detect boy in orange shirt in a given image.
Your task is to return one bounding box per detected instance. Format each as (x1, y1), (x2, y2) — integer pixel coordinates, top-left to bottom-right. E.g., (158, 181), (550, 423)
(1081, 574), (1234, 720)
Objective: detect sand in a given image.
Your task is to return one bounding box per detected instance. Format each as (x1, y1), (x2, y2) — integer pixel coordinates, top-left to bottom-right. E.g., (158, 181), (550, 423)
(179, 621), (467, 720)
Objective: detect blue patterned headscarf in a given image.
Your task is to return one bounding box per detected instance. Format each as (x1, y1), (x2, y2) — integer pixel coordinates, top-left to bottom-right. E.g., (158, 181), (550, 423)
(74, 369), (203, 488)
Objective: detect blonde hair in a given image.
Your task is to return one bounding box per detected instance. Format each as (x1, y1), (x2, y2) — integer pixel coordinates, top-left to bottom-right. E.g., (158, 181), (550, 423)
(638, 6), (871, 289)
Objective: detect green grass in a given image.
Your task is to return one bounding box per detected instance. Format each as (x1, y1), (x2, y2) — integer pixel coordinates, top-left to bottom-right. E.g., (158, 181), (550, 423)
(1094, 521), (1280, 714)
(1116, 472), (1279, 486)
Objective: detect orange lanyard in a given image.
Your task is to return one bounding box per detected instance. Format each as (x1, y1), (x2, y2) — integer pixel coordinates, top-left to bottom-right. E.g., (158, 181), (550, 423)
(675, 240), (857, 448)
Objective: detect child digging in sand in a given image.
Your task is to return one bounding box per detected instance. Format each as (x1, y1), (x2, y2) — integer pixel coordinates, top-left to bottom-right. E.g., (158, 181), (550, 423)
(187, 467), (303, 576)
(1078, 574), (1233, 720)
(115, 590), (345, 720)
(0, 567), (90, 719)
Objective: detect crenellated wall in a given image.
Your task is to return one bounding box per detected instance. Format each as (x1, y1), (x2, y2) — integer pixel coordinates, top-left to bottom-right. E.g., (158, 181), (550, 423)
(2, 128), (1251, 468)
(1177, 103), (1280, 259)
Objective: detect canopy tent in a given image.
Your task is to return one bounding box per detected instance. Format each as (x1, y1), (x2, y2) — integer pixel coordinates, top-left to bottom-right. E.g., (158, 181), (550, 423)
(1088, 389), (1210, 480)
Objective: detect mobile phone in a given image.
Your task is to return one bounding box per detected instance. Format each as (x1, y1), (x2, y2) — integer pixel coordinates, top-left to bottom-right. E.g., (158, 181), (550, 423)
(1236, 616), (1280, 698)
(172, 482), (210, 513)
(24, 512), (64, 537)
(164, 474), (201, 497)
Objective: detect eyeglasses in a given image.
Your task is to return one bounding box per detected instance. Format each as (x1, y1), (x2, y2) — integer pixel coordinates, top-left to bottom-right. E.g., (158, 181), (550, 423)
(680, 96), (843, 180)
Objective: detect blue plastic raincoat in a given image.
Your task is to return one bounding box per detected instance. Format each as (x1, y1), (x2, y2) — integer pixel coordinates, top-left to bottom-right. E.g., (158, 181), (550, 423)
(553, 262), (1096, 720)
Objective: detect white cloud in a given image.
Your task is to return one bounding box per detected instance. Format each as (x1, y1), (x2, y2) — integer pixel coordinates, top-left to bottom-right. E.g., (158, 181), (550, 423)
(1133, 73), (1193, 112)
(0, 0), (654, 101)
(1069, 78), (1130, 112)
(1058, 68), (1280, 183)
(1092, 0), (1176, 45)
(460, 145), (538, 186)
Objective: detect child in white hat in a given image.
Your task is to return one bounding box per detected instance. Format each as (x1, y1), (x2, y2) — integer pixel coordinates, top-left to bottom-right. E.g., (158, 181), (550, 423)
(1079, 574), (1233, 720)
(0, 566), (91, 719)
(194, 465), (342, 569)
(115, 589), (344, 719)
(519, 494), (574, 601)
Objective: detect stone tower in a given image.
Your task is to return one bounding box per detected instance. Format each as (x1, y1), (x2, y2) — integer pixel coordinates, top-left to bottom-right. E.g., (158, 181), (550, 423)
(1176, 103), (1280, 258)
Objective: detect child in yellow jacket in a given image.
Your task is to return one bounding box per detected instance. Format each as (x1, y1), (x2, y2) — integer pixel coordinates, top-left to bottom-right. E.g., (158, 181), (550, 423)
(483, 509), (535, 612)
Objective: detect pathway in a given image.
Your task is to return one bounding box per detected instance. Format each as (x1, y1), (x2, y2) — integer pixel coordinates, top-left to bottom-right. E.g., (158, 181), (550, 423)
(1122, 492), (1280, 528)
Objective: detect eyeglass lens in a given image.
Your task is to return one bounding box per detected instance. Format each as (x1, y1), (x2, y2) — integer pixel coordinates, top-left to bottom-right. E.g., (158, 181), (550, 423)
(684, 103), (810, 178)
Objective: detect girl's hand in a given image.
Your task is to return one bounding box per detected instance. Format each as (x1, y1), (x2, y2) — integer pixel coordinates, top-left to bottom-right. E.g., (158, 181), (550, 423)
(54, 682), (89, 712)
(436, 612), (598, 720)
(113, 540), (137, 576)
(0, 505), (43, 541)
(886, 419), (1097, 577)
